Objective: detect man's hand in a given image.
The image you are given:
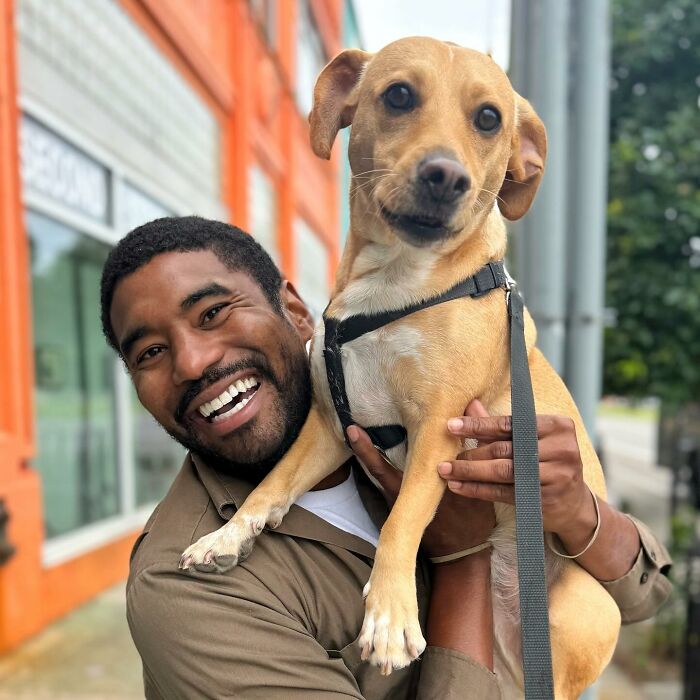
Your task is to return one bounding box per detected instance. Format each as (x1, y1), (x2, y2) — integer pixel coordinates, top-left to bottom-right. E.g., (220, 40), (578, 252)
(438, 399), (595, 541)
(439, 399), (644, 581)
(346, 423), (495, 560)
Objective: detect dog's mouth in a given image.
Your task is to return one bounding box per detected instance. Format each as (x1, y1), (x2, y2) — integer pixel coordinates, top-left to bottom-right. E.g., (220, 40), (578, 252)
(379, 205), (454, 244)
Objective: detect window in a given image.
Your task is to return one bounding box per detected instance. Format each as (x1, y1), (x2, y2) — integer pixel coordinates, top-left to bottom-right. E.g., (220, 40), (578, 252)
(22, 114), (188, 554)
(28, 212), (119, 537)
(248, 165), (279, 263)
(295, 218), (330, 319)
(295, 0), (326, 116)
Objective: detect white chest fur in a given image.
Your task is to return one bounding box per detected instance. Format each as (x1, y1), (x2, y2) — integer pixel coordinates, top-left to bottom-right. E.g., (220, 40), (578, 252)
(309, 242), (439, 469)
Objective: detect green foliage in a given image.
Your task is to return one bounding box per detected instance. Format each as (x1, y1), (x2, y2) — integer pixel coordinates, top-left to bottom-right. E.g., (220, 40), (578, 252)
(604, 0), (700, 403)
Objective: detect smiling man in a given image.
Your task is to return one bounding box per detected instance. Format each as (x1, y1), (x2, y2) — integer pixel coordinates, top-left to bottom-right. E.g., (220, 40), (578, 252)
(103, 216), (671, 700)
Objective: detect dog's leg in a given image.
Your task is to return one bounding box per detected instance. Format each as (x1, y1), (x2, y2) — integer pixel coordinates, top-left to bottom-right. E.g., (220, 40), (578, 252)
(549, 563), (621, 699)
(180, 402), (351, 572)
(359, 417), (454, 674)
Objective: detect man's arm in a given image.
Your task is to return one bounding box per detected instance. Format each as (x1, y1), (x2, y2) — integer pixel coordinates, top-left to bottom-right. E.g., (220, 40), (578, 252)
(127, 565), (366, 700)
(441, 402), (673, 623)
(574, 513), (672, 623)
(347, 425), (502, 699)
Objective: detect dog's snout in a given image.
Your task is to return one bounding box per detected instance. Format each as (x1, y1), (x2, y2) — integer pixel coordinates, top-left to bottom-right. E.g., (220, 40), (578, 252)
(417, 158), (471, 203)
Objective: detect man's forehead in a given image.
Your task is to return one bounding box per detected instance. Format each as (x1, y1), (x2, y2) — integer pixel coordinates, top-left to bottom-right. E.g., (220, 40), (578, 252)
(110, 250), (261, 334)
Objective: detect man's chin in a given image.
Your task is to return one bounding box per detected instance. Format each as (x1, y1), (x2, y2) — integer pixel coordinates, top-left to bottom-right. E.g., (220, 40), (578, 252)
(166, 416), (301, 484)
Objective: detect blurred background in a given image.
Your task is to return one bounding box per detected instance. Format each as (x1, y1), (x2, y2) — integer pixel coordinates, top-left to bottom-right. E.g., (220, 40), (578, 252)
(0, 0), (697, 698)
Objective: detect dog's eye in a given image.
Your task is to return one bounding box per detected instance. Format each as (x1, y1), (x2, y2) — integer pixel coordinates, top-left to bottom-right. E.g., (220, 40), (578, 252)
(383, 83), (415, 111)
(475, 106), (501, 132)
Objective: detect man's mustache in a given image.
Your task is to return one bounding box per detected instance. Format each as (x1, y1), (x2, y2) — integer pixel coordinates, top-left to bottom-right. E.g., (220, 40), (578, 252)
(174, 354), (277, 424)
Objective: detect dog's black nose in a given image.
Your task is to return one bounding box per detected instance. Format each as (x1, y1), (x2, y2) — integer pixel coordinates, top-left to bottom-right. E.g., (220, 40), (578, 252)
(418, 158), (471, 203)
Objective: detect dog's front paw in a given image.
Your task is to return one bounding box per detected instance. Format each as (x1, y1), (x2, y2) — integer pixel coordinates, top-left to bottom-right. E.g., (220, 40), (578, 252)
(358, 579), (426, 675)
(179, 515), (265, 573)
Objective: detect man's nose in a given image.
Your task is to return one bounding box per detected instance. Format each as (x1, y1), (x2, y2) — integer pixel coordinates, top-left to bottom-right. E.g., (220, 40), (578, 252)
(417, 157), (471, 203)
(171, 332), (225, 386)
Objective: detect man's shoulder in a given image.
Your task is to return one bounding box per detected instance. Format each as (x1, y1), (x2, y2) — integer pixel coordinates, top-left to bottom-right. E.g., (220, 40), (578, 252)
(128, 454), (211, 580)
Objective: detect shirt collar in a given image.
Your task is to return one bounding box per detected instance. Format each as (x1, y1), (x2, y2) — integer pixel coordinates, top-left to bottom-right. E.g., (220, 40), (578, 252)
(190, 453), (387, 561)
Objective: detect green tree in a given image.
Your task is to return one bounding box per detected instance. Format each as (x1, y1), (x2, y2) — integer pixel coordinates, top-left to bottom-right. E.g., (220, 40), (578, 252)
(605, 0), (700, 403)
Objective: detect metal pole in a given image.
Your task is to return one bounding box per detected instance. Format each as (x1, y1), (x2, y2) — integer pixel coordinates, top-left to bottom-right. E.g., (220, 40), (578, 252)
(508, 0), (530, 291)
(565, 0), (611, 434)
(513, 0), (571, 374)
(526, 0), (570, 374)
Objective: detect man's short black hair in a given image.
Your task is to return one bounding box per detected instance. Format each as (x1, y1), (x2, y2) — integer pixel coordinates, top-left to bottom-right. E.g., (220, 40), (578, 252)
(100, 216), (283, 354)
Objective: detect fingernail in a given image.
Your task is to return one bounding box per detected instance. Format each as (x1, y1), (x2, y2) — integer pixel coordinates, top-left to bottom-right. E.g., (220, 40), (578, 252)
(347, 425), (360, 443)
(447, 418), (464, 433)
(438, 462), (452, 476)
(448, 480), (462, 491)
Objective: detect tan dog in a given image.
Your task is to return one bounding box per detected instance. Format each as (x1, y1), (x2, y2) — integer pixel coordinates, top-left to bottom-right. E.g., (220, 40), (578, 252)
(181, 38), (620, 698)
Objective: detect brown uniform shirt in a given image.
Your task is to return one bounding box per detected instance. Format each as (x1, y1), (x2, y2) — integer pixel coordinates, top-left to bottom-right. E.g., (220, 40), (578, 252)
(126, 454), (672, 699)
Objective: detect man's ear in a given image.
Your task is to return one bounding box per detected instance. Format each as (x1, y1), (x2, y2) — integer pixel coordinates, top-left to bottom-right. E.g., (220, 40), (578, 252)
(280, 280), (315, 343)
(309, 48), (373, 160)
(498, 95), (547, 221)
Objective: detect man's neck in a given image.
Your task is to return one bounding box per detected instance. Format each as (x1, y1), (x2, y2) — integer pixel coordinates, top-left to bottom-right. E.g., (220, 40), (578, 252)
(310, 461), (351, 491)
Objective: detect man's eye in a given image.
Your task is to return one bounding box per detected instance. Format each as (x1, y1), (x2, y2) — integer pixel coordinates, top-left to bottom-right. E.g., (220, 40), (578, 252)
(136, 346), (163, 365)
(203, 304), (226, 323)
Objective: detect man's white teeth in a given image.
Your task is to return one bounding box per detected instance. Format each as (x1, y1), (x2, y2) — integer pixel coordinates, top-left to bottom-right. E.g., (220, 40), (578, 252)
(197, 377), (259, 418)
(211, 396), (250, 423)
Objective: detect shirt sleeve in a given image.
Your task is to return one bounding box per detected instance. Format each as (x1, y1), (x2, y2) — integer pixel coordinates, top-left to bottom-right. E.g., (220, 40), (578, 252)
(599, 514), (673, 624)
(416, 647), (502, 699)
(127, 565), (367, 700)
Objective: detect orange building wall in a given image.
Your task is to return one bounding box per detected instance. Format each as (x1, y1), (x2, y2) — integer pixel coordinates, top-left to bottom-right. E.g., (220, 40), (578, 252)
(0, 0), (343, 652)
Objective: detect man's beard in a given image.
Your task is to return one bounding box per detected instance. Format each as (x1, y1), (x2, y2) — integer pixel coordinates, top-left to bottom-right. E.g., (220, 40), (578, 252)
(166, 341), (312, 483)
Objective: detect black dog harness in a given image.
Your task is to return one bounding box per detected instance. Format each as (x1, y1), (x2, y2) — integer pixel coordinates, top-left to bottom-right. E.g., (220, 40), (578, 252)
(322, 259), (555, 699)
(323, 260), (509, 454)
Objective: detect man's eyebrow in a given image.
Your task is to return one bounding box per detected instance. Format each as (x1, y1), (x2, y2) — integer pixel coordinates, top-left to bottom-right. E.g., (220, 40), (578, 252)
(120, 325), (150, 360)
(180, 283), (233, 311)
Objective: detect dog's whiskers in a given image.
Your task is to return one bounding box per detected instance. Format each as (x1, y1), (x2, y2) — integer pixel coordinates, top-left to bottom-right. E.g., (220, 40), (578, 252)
(476, 187), (507, 207)
(353, 168), (394, 178)
(350, 173), (394, 201)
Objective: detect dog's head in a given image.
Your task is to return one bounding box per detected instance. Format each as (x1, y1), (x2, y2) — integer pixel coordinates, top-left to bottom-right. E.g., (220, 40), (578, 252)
(309, 37), (546, 248)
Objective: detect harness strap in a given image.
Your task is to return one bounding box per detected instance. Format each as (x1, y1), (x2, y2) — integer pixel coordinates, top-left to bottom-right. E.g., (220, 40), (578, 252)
(334, 261), (508, 344)
(322, 261), (508, 455)
(508, 288), (554, 699)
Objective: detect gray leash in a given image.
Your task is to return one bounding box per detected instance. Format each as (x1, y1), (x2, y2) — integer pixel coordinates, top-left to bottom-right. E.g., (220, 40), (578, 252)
(508, 286), (554, 699)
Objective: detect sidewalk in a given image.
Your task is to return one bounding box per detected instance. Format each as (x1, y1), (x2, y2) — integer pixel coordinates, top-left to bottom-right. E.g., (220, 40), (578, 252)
(0, 581), (679, 699)
(0, 583), (141, 700)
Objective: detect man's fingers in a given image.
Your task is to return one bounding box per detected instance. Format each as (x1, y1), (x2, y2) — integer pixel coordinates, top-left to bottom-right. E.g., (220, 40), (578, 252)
(445, 480), (515, 504)
(347, 425), (402, 498)
(447, 414), (512, 440)
(447, 413), (574, 440)
(439, 459), (515, 484)
(464, 398), (490, 419)
(459, 440), (513, 461)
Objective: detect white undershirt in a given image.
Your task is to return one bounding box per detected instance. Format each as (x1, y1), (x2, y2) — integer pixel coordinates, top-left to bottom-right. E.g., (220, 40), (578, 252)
(295, 471), (380, 547)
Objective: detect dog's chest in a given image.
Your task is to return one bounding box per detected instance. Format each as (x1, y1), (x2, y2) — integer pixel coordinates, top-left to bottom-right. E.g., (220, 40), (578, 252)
(310, 244), (435, 467)
(311, 319), (422, 465)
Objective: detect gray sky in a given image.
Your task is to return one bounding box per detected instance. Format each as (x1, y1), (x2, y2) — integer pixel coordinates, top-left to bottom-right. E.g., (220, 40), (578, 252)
(353, 0), (511, 70)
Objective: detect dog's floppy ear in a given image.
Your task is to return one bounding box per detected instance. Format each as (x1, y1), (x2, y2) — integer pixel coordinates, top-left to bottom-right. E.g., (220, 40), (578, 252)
(309, 49), (372, 160)
(498, 95), (547, 221)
